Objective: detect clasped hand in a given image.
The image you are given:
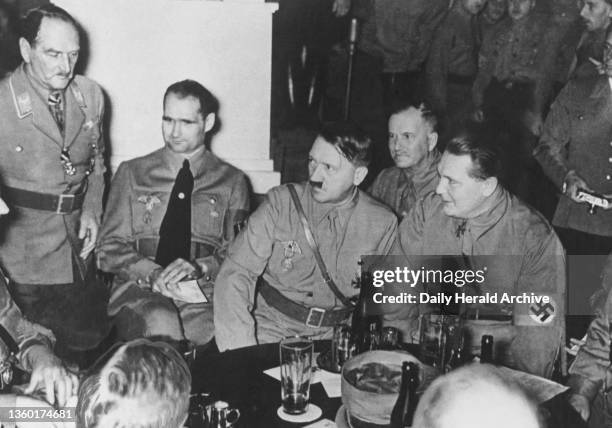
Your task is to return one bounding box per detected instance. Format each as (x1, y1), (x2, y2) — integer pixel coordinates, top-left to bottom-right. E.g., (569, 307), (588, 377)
(150, 258), (205, 301)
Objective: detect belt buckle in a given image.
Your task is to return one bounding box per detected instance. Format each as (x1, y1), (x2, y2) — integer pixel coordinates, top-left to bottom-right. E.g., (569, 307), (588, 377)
(56, 193), (75, 213)
(305, 307), (326, 328)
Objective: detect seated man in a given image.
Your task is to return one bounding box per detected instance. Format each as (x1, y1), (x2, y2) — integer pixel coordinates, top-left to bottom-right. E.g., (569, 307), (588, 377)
(76, 339), (191, 428)
(368, 103), (440, 219)
(568, 284), (612, 427)
(413, 364), (541, 428)
(384, 124), (566, 377)
(0, 196), (77, 408)
(214, 123), (397, 351)
(97, 80), (250, 346)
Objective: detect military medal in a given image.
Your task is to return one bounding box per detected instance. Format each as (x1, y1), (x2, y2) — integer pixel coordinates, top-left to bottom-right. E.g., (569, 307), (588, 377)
(281, 240), (301, 271)
(60, 148), (76, 176)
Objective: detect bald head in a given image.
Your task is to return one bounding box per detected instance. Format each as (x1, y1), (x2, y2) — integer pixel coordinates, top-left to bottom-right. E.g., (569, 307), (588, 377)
(413, 364), (541, 428)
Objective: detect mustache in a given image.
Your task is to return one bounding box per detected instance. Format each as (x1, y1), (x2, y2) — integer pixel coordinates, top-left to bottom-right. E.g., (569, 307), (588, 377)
(309, 180), (323, 189)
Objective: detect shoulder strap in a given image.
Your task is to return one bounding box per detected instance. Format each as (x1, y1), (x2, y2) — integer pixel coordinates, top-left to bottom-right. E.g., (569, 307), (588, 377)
(287, 184), (355, 308)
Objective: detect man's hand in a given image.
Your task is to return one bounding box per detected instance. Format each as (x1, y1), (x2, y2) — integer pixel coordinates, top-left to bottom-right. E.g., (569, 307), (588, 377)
(568, 394), (590, 421)
(78, 211), (99, 260)
(472, 108), (484, 123)
(524, 110), (543, 137)
(332, 0), (350, 17)
(24, 345), (78, 407)
(151, 258), (205, 300)
(563, 171), (593, 203)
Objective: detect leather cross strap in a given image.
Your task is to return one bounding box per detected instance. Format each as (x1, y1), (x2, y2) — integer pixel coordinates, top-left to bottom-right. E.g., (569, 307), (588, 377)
(287, 184), (355, 308)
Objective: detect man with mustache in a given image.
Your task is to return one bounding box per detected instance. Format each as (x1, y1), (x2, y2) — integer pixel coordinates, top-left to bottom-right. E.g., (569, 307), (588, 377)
(0, 4), (108, 354)
(368, 103), (440, 218)
(214, 123), (397, 351)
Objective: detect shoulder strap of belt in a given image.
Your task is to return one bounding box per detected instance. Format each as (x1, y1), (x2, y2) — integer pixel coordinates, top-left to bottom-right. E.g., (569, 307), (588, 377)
(287, 184), (355, 308)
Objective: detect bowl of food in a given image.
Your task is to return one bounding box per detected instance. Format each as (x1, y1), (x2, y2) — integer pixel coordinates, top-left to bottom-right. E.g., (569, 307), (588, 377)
(340, 350), (438, 428)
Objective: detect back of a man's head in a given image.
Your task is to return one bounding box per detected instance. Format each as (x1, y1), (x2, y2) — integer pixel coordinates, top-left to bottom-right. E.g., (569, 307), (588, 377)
(412, 364), (541, 428)
(76, 339), (192, 428)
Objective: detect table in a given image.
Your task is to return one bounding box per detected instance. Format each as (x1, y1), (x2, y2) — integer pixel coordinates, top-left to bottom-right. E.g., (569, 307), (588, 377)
(188, 341), (587, 428)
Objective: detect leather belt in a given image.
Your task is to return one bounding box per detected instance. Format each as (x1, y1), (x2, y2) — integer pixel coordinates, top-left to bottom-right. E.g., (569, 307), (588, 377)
(258, 278), (352, 328)
(3, 185), (85, 214)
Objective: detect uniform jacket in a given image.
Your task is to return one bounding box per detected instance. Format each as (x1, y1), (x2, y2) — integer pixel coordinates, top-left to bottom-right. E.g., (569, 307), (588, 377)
(386, 189), (566, 377)
(214, 183), (397, 351)
(368, 151), (440, 219)
(0, 270), (54, 371)
(425, 5), (478, 114)
(97, 147), (250, 293)
(472, 13), (562, 114)
(353, 0), (448, 73)
(568, 287), (612, 425)
(0, 65), (105, 284)
(534, 76), (612, 237)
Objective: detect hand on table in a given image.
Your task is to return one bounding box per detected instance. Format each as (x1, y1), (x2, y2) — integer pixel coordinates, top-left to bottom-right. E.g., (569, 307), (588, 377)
(151, 258), (206, 301)
(24, 345), (78, 407)
(563, 171), (593, 204)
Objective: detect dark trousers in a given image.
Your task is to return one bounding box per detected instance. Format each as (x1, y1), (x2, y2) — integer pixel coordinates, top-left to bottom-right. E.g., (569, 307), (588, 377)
(9, 257), (110, 355)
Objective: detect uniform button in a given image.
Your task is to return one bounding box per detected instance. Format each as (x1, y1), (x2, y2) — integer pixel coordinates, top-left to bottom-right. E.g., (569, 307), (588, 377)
(609, 158), (612, 163)
(579, 115), (584, 120)
(178, 192), (185, 199)
(607, 175), (611, 180)
(209, 197), (216, 204)
(15, 146), (23, 152)
(137, 278), (143, 285)
(609, 141), (612, 146)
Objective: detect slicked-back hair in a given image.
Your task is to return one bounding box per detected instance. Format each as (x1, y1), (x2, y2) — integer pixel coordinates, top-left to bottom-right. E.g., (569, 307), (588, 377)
(76, 339), (192, 428)
(20, 3), (78, 46)
(164, 79), (219, 120)
(445, 123), (502, 180)
(318, 122), (371, 167)
(390, 101), (439, 134)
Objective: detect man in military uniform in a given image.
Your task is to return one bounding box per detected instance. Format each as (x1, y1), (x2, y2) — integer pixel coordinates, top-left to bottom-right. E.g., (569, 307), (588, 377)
(534, 28), (612, 337)
(368, 103), (440, 218)
(426, 0), (487, 145)
(0, 196), (77, 408)
(97, 80), (249, 346)
(0, 5), (108, 353)
(350, 0), (448, 179)
(480, 0), (508, 42)
(384, 126), (566, 377)
(214, 123), (397, 351)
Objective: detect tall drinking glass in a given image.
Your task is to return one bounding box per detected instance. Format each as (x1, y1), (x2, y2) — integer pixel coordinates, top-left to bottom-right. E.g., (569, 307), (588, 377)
(279, 336), (314, 414)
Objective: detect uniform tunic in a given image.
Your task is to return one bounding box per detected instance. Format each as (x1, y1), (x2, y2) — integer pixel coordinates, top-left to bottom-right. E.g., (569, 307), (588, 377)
(214, 183), (397, 351)
(535, 76), (612, 237)
(0, 64), (105, 285)
(386, 189), (566, 377)
(97, 147), (249, 345)
(368, 151), (440, 218)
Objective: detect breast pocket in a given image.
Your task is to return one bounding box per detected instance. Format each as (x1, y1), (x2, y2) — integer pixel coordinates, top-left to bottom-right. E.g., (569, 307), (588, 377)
(192, 192), (226, 239)
(131, 191), (168, 235)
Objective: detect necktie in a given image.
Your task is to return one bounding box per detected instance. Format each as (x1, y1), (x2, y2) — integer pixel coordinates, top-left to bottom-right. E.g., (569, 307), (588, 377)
(155, 159), (194, 268)
(48, 91), (64, 134)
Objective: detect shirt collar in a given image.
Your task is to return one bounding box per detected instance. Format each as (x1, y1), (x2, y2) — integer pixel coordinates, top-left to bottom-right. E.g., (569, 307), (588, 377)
(401, 150), (440, 184)
(305, 183), (359, 227)
(162, 145), (208, 176)
(452, 187), (509, 240)
(23, 63), (62, 103)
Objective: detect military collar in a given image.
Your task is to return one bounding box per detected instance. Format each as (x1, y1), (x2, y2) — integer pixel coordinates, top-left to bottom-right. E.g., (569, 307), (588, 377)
(162, 145), (209, 176)
(305, 183), (359, 226)
(400, 150), (440, 184)
(451, 187), (509, 241)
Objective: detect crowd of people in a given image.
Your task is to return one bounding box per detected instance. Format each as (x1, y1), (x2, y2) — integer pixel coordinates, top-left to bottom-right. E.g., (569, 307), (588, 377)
(0, 0), (612, 427)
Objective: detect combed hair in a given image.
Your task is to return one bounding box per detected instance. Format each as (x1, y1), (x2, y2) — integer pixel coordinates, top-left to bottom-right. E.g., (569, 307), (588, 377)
(76, 339), (192, 428)
(445, 123), (502, 180)
(164, 79), (219, 119)
(318, 122), (371, 167)
(390, 101), (439, 134)
(20, 3), (78, 45)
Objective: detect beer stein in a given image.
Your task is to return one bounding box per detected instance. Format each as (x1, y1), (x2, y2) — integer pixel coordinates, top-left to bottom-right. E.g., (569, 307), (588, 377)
(209, 401), (240, 428)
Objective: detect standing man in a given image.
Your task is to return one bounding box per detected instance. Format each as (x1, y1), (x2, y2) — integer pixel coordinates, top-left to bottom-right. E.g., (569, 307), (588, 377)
(214, 123), (397, 351)
(0, 5), (108, 353)
(97, 80), (249, 346)
(426, 0), (487, 145)
(368, 103), (440, 218)
(385, 126), (566, 378)
(534, 28), (612, 337)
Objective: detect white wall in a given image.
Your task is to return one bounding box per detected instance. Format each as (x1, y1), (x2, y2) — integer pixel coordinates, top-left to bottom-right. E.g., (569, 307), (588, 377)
(55, 0), (280, 193)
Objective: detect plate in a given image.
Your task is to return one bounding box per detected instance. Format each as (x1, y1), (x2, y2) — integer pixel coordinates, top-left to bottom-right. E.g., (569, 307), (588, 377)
(277, 404), (322, 423)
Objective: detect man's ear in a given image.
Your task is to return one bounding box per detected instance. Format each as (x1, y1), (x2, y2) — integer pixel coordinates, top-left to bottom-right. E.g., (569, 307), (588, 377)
(427, 132), (438, 152)
(204, 113), (215, 133)
(482, 176), (498, 197)
(353, 166), (368, 186)
(19, 38), (32, 64)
